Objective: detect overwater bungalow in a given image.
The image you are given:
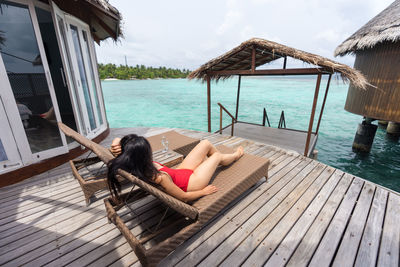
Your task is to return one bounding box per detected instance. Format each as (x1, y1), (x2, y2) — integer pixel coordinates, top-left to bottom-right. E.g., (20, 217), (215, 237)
(335, 0), (400, 151)
(0, 0), (121, 186)
(189, 38), (367, 157)
(1, 2), (400, 267)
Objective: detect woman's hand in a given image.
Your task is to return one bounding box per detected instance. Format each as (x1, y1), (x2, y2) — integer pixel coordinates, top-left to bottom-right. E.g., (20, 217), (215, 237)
(110, 138), (122, 156)
(201, 185), (218, 196)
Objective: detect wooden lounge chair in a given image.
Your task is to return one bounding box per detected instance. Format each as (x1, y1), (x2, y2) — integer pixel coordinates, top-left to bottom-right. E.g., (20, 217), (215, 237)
(104, 145), (270, 266)
(58, 123), (200, 204)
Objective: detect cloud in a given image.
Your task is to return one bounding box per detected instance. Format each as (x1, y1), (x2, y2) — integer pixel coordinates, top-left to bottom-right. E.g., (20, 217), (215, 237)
(216, 10), (243, 35)
(315, 29), (342, 43)
(97, 0), (395, 69)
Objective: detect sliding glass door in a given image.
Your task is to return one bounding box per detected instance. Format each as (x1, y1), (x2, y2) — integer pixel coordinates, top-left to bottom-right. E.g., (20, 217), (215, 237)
(52, 4), (106, 138)
(0, 97), (22, 172)
(0, 0), (68, 166)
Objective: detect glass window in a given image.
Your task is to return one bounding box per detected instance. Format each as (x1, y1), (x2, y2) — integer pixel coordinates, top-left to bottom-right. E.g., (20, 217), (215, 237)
(0, 139), (7, 162)
(0, 0), (63, 153)
(70, 25), (96, 130)
(56, 14), (87, 136)
(35, 7), (78, 143)
(82, 30), (103, 125)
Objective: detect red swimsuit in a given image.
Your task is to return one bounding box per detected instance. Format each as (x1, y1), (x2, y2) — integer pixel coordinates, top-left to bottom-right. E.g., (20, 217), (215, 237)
(154, 162), (193, 192)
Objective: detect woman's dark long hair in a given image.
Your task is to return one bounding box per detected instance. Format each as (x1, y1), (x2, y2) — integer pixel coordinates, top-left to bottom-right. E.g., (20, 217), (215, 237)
(107, 134), (158, 199)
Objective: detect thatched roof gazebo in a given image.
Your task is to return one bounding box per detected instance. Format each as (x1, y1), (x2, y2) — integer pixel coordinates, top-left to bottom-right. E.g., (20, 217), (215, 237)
(190, 38), (367, 156)
(335, 0), (400, 124)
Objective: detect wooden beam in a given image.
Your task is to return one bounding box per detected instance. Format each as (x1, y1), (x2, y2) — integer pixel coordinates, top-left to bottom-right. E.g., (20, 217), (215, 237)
(93, 33), (101, 45)
(208, 68), (331, 76)
(235, 75), (241, 120)
(219, 54), (252, 71)
(93, 14), (117, 40)
(207, 75), (211, 132)
(315, 74), (332, 134)
(251, 46), (256, 72)
(304, 73), (322, 156)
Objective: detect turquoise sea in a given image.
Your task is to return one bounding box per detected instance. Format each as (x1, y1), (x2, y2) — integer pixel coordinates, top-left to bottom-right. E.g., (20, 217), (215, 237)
(102, 77), (400, 192)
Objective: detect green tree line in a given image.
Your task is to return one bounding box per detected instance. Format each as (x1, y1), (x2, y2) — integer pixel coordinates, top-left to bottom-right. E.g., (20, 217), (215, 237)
(98, 63), (191, 80)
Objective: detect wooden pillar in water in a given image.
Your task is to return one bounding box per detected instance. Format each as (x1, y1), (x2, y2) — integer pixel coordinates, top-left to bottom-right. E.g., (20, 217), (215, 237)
(207, 75), (211, 132)
(387, 122), (400, 136)
(304, 73), (321, 156)
(235, 75), (241, 120)
(315, 74), (332, 135)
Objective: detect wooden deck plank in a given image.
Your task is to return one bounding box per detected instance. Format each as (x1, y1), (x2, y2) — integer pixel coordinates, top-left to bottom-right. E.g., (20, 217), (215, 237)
(222, 122), (317, 156)
(0, 182), (83, 222)
(189, 160), (319, 267)
(377, 192), (400, 267)
(332, 182), (376, 267)
(0, 127), (398, 267)
(355, 187), (388, 267)
(64, 213), (181, 267)
(86, 240), (138, 267)
(0, 174), (74, 203)
(0, 199), (105, 253)
(0, 191), (153, 259)
(283, 173), (353, 267)
(265, 169), (344, 267)
(19, 200), (164, 266)
(0, 189), (89, 236)
(163, 156), (304, 267)
(221, 163), (327, 267)
(308, 177), (364, 267)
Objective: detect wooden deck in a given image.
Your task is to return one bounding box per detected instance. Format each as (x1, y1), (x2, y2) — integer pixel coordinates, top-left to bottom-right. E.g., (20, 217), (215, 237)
(0, 127), (399, 266)
(221, 122), (318, 156)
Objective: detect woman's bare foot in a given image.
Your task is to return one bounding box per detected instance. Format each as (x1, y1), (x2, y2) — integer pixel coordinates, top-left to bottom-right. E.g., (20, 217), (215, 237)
(235, 146), (244, 161)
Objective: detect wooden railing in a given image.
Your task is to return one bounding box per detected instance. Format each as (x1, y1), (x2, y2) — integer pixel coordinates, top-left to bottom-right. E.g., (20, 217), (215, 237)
(278, 111), (286, 128)
(262, 108), (271, 127)
(218, 102), (236, 136)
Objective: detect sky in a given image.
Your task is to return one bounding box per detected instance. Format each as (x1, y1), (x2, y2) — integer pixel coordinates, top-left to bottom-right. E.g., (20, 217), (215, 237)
(95, 0), (394, 70)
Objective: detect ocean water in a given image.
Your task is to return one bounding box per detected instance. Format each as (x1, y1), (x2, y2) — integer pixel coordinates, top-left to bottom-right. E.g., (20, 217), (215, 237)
(102, 77), (400, 192)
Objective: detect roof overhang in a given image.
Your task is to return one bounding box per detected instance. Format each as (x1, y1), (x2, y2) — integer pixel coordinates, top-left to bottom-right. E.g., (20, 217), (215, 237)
(52, 0), (122, 43)
(189, 38), (368, 89)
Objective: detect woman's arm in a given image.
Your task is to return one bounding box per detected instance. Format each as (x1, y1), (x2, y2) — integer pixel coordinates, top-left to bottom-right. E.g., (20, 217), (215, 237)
(159, 175), (217, 202)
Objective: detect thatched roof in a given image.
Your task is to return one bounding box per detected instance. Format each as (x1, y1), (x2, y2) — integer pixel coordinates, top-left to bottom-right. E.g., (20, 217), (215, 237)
(335, 0), (400, 56)
(53, 0), (122, 42)
(189, 38), (368, 89)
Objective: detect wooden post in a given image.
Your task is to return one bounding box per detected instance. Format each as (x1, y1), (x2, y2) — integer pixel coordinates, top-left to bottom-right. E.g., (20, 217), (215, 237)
(219, 106), (222, 134)
(283, 56), (287, 69)
(304, 73), (321, 156)
(235, 75), (241, 120)
(315, 74), (332, 135)
(251, 46), (256, 72)
(207, 75), (211, 132)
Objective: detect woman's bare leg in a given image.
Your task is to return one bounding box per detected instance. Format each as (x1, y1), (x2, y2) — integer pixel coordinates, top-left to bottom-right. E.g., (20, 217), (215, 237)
(187, 152), (221, 191)
(177, 140), (218, 170)
(186, 147), (244, 191)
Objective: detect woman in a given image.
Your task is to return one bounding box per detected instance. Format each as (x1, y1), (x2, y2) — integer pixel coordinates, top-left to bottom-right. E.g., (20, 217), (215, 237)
(107, 134), (244, 202)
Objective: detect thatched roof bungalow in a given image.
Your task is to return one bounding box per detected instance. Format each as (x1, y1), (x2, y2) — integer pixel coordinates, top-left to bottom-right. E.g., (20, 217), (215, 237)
(335, 0), (400, 123)
(0, 0), (121, 186)
(189, 38), (367, 157)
